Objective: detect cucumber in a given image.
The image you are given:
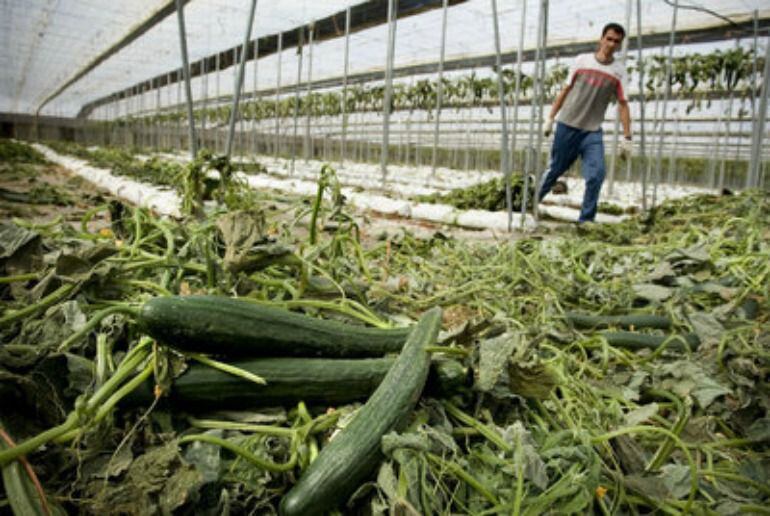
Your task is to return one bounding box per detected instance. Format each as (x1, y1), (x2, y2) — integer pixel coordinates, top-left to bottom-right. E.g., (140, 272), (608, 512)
(279, 306), (442, 516)
(123, 356), (468, 409)
(600, 331), (700, 351)
(566, 311), (672, 330)
(1, 425), (66, 516)
(138, 295), (412, 357)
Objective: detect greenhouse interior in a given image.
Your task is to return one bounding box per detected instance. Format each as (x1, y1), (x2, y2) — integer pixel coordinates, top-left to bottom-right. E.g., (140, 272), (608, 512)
(1, 0), (769, 514)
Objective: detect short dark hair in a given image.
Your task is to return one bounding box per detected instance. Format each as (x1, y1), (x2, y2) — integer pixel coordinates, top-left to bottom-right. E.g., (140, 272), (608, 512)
(602, 23), (625, 39)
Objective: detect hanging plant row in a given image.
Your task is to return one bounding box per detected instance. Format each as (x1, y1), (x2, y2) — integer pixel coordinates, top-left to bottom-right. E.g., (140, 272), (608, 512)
(102, 46), (762, 128)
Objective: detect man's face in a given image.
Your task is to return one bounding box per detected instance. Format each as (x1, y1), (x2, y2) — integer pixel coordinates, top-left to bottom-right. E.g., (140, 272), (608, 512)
(599, 29), (623, 56)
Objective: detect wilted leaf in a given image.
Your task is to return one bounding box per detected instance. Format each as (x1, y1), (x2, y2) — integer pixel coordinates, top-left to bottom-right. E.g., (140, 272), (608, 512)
(0, 222), (38, 260)
(624, 403), (659, 426)
(502, 422), (548, 490)
(746, 418), (770, 442)
(376, 462), (399, 501)
(184, 432), (222, 484)
(687, 311), (724, 347)
(476, 332), (517, 392)
(658, 464), (692, 499)
(633, 283), (673, 302)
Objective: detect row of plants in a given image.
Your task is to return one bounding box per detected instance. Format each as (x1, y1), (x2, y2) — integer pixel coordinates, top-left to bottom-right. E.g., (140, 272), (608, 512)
(1, 138), (768, 514)
(103, 46), (762, 128)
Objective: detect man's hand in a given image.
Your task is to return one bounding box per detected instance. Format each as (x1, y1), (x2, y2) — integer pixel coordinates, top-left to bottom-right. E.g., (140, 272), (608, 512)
(543, 117), (555, 138)
(619, 137), (633, 160)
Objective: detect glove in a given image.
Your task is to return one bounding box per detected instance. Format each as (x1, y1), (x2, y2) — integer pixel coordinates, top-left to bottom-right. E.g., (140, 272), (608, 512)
(543, 117), (555, 138)
(619, 137), (633, 160)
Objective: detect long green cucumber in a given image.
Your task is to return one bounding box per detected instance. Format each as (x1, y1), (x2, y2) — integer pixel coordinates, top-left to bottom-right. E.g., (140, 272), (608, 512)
(138, 295), (412, 357)
(600, 331), (700, 351)
(123, 356), (467, 408)
(1, 426), (66, 516)
(279, 306), (442, 516)
(566, 311), (672, 330)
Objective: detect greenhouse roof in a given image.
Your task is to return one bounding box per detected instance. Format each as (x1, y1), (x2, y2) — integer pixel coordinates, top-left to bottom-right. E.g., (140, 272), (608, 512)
(1, 0), (768, 118)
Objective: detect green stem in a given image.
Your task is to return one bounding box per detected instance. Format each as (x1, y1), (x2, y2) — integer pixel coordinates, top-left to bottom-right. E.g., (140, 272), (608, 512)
(0, 272), (41, 284)
(188, 418), (295, 438)
(57, 304), (140, 352)
(699, 469), (770, 496)
(592, 425), (698, 513)
(425, 452), (499, 506)
(425, 346), (470, 357)
(0, 283), (77, 328)
(178, 434), (297, 472)
(443, 402), (512, 453)
(187, 353), (267, 385)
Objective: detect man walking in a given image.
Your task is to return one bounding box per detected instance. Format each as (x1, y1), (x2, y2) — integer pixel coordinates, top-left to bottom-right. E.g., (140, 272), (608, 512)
(538, 23), (632, 223)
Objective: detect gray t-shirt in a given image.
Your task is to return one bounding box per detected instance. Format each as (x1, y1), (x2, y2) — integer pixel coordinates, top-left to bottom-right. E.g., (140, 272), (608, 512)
(557, 53), (628, 132)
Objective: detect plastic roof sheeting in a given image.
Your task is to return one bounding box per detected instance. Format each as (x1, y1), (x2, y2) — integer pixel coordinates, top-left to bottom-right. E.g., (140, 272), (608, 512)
(2, 0), (768, 118)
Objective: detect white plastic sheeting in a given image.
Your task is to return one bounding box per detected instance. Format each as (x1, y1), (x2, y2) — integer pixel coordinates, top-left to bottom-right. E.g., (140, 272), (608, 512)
(2, 0), (767, 118)
(32, 143), (182, 217)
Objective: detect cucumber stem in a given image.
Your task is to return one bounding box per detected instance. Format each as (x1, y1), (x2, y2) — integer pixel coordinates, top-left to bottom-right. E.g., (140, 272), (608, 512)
(0, 283), (77, 328)
(179, 434), (297, 472)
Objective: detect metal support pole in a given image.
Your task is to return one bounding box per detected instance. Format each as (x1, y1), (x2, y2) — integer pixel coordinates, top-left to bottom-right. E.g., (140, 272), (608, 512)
(340, 7), (351, 166)
(652, 0), (676, 208)
(225, 0), (257, 160)
(380, 0), (398, 184)
(291, 27), (304, 173)
(274, 33), (283, 159)
(176, 0), (197, 160)
(636, 0), (648, 210)
(201, 56), (208, 149)
(668, 103), (680, 184)
(215, 53), (221, 152)
(511, 1), (526, 228)
(252, 39), (259, 155)
(490, 0), (511, 230)
(607, 0), (632, 197)
(751, 11), (758, 124)
(530, 0), (549, 222)
(747, 36), (770, 189)
(304, 22), (314, 162)
(718, 39), (740, 191)
(431, 0), (449, 180)
(176, 72), (182, 150)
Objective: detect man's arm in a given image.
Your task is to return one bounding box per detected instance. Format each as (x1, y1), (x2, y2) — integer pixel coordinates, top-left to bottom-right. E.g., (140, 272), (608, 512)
(618, 100), (631, 138)
(548, 84), (572, 120)
(543, 84), (572, 136)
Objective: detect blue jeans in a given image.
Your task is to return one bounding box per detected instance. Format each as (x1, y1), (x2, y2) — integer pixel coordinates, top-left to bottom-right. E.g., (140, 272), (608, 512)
(538, 122), (605, 222)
